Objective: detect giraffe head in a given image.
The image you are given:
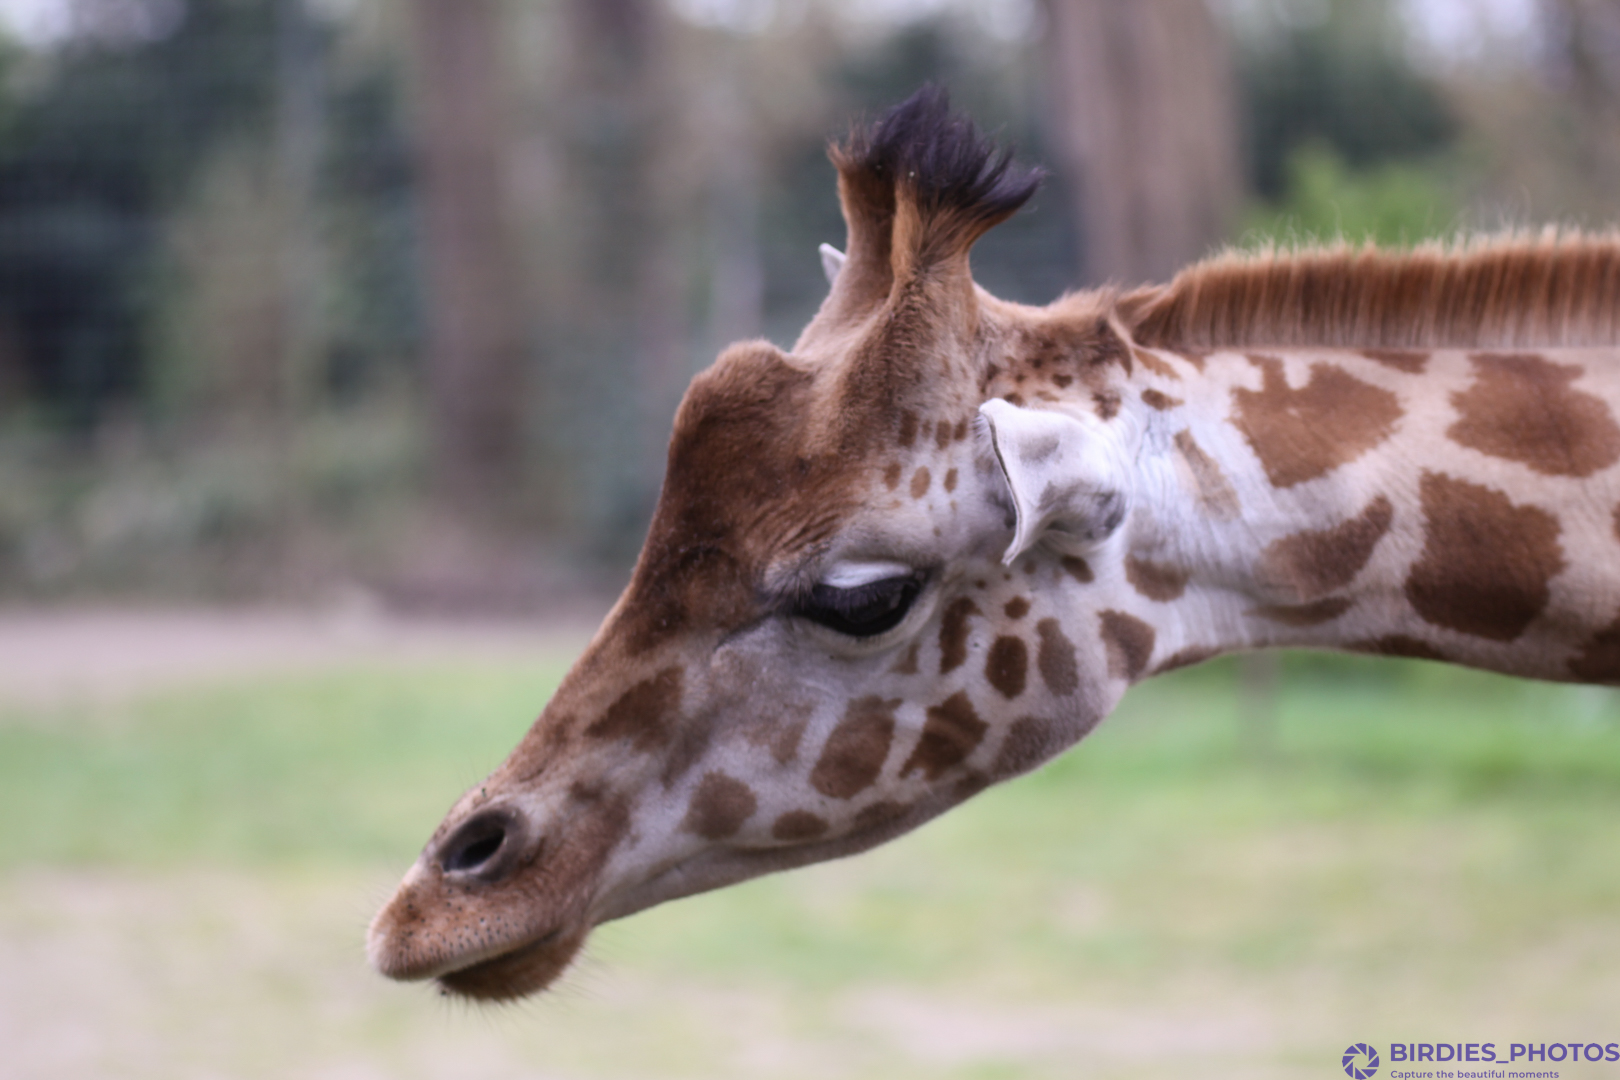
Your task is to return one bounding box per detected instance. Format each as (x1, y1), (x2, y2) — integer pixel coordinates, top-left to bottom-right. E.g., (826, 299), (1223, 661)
(369, 88), (1149, 1000)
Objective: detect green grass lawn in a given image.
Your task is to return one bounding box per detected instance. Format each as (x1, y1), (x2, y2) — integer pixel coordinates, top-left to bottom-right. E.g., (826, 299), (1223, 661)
(3, 652), (1619, 1079)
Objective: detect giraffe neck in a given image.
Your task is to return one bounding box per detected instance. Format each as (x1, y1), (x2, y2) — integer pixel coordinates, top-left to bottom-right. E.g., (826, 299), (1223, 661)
(1105, 344), (1620, 683)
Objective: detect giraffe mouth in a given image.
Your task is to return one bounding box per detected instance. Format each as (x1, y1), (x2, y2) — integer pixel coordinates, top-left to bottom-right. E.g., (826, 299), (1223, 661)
(433, 925), (587, 1001)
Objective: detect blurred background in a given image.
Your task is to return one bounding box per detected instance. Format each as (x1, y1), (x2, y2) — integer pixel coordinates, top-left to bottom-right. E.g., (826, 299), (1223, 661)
(1, 0), (1619, 1077)
(0, 0), (1611, 599)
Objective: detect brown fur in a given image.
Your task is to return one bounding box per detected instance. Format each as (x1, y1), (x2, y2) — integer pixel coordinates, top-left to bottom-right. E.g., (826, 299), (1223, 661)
(1121, 232), (1620, 350)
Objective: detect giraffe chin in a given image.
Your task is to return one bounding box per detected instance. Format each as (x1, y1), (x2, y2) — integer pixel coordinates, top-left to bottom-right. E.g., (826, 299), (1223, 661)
(433, 926), (589, 1002)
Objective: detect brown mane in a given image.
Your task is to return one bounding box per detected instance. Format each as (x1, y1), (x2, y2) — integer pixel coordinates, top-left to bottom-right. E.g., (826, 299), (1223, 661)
(1120, 230), (1620, 351)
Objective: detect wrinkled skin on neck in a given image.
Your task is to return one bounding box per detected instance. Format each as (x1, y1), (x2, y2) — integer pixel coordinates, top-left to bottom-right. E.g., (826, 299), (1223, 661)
(368, 91), (1146, 1000)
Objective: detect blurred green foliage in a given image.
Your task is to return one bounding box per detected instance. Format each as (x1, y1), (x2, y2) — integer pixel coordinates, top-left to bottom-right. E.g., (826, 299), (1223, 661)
(3, 652), (1618, 871)
(1241, 143), (1460, 247)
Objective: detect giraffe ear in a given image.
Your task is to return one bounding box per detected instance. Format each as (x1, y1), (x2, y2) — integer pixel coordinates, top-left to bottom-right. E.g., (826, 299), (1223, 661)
(819, 243), (845, 286)
(978, 400), (1127, 565)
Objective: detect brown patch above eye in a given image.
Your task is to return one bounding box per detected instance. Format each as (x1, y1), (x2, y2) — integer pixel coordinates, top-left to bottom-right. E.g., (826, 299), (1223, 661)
(1404, 471), (1565, 642)
(1447, 353), (1620, 478)
(985, 636), (1029, 699)
(585, 666), (684, 751)
(771, 810), (829, 842)
(1098, 610), (1155, 681)
(1004, 596), (1031, 619)
(1141, 388), (1183, 411)
(1125, 556), (1189, 601)
(944, 468), (958, 493)
(1261, 494), (1393, 601)
(1035, 618), (1079, 696)
(1233, 356), (1402, 488)
(939, 597), (981, 673)
(883, 462), (902, 490)
(682, 772), (757, 840)
(1361, 348), (1429, 374)
(810, 696), (899, 799)
(901, 691), (988, 780)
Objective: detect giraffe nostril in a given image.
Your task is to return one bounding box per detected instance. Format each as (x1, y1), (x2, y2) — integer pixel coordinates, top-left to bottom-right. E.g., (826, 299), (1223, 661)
(440, 809), (524, 879)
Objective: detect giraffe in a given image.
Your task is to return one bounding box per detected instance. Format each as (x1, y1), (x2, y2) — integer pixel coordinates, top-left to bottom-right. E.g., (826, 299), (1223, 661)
(368, 88), (1620, 1001)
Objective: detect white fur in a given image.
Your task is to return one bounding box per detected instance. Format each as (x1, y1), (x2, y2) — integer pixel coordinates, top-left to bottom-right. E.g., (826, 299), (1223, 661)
(819, 243), (846, 286)
(821, 560), (913, 588)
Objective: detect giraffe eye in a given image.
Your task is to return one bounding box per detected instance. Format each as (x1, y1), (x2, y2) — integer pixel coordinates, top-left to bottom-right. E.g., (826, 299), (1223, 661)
(795, 574), (923, 638)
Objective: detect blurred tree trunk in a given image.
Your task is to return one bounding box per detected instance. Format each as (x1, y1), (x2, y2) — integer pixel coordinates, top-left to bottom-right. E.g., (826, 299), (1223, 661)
(1541, 0), (1620, 190)
(407, 0), (525, 512)
(1039, 0), (1242, 285)
(552, 0), (688, 554)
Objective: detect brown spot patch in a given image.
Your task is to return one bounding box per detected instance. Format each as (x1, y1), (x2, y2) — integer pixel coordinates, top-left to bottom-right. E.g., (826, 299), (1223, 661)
(810, 696), (899, 799)
(853, 800), (906, 832)
(901, 691), (988, 780)
(955, 418), (969, 441)
(1133, 347), (1182, 380)
(682, 772), (757, 840)
(991, 716), (1058, 778)
(1053, 374), (1073, 389)
(1093, 392), (1122, 420)
(1261, 494), (1393, 600)
(770, 713), (809, 765)
(1173, 430), (1240, 518)
(585, 667), (683, 751)
(944, 467), (958, 493)
(1099, 610), (1155, 681)
(1060, 556), (1094, 584)
(1004, 596), (1030, 620)
(1405, 471), (1565, 641)
(939, 597), (981, 673)
(1125, 556), (1189, 601)
(1153, 646), (1218, 674)
(771, 810), (829, 842)
(890, 642), (920, 676)
(1141, 388), (1183, 411)
(1234, 356), (1402, 488)
(1361, 348), (1429, 373)
(883, 462), (902, 490)
(936, 422), (953, 450)
(1569, 615), (1620, 682)
(1177, 350), (1207, 371)
(1448, 353), (1620, 478)
(985, 636), (1029, 698)
(898, 411), (919, 448)
(1035, 617), (1080, 695)
(1250, 597), (1353, 626)
(910, 467), (932, 499)
(1347, 635), (1449, 661)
